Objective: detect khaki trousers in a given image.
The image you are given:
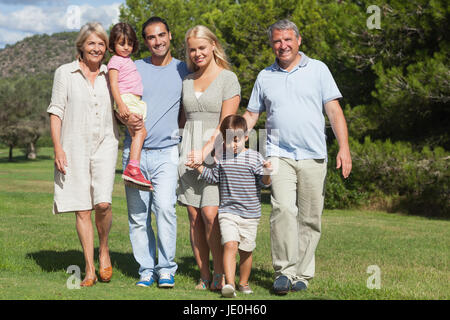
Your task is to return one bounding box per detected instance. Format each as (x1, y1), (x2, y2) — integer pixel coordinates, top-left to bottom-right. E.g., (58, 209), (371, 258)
(269, 157), (327, 285)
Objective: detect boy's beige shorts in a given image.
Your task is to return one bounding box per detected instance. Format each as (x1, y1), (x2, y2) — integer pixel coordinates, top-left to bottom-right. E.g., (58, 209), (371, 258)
(219, 212), (260, 252)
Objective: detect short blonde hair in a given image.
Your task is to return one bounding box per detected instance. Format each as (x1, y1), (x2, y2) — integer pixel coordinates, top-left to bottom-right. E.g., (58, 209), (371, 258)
(75, 22), (109, 61)
(185, 25), (230, 72)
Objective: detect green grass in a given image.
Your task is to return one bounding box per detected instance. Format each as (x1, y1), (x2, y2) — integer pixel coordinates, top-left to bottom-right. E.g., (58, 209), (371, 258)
(0, 148), (449, 300)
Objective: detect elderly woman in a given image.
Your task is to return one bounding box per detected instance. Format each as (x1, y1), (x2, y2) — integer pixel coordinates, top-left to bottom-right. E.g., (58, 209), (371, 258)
(47, 22), (119, 287)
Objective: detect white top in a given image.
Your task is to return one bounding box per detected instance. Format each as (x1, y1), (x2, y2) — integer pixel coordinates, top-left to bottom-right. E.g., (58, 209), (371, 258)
(47, 60), (119, 214)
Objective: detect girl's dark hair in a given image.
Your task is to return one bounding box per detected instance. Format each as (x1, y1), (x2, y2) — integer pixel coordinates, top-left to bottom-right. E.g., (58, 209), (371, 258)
(109, 22), (139, 54)
(220, 114), (248, 139)
(141, 16), (170, 39)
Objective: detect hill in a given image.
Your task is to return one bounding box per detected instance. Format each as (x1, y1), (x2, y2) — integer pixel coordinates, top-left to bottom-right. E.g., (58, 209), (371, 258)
(0, 32), (78, 78)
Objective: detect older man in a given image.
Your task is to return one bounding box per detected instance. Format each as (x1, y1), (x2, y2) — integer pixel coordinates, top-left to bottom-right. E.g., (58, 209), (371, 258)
(243, 19), (352, 294)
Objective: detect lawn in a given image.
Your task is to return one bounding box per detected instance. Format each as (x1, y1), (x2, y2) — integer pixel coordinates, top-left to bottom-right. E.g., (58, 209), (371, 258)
(0, 147), (448, 300)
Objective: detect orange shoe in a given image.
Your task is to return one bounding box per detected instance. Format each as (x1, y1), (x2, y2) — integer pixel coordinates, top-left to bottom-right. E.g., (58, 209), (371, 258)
(80, 275), (98, 287)
(99, 266), (113, 282)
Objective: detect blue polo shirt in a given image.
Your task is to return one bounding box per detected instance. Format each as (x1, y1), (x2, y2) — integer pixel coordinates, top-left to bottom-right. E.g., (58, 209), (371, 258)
(247, 52), (342, 160)
(124, 57), (189, 149)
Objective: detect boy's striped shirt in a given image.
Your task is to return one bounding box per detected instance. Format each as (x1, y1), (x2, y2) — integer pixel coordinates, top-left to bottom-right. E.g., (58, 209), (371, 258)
(201, 149), (270, 218)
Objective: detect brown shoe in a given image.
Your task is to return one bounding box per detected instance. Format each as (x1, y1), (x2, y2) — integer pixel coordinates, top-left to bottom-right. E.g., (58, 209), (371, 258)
(80, 276), (98, 287)
(99, 266), (113, 282)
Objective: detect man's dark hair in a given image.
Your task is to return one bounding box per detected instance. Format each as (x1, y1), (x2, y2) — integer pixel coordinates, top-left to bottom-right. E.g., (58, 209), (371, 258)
(141, 16), (170, 39)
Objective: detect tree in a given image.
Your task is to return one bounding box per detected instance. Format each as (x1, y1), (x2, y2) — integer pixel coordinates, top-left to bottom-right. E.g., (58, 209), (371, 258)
(330, 0), (450, 148)
(119, 0), (449, 149)
(0, 75), (52, 161)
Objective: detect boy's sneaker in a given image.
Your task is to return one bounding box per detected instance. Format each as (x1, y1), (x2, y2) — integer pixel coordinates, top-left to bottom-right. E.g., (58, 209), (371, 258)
(158, 273), (175, 288)
(136, 276), (154, 287)
(221, 284), (236, 298)
(122, 164), (152, 188)
(238, 283), (254, 294)
(273, 275), (291, 295)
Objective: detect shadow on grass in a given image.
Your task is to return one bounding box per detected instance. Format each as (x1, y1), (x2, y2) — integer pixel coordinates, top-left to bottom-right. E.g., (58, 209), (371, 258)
(176, 256), (274, 291)
(176, 256), (199, 281)
(261, 190), (271, 205)
(0, 154), (53, 163)
(26, 249), (139, 278)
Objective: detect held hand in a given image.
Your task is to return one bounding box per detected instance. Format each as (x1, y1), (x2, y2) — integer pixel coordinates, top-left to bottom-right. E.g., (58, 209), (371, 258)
(54, 148), (67, 175)
(263, 160), (273, 175)
(118, 104), (130, 119)
(126, 113), (144, 131)
(185, 160), (196, 169)
(185, 150), (203, 168)
(336, 148), (352, 179)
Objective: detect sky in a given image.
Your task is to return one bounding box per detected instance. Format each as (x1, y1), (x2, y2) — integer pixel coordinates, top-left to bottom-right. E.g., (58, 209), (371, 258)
(0, 0), (125, 48)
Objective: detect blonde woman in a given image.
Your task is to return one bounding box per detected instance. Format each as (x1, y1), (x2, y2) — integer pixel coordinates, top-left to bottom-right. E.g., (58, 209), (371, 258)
(47, 22), (119, 287)
(177, 25), (240, 291)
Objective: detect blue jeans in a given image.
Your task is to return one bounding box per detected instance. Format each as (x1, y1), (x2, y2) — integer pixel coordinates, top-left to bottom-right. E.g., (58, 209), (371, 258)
(122, 145), (179, 280)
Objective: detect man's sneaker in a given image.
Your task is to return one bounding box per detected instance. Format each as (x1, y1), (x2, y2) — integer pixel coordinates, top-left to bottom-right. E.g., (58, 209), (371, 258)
(158, 273), (175, 288)
(136, 276), (154, 287)
(238, 283), (254, 294)
(291, 280), (308, 292)
(122, 164), (152, 188)
(221, 284), (236, 298)
(273, 275), (291, 295)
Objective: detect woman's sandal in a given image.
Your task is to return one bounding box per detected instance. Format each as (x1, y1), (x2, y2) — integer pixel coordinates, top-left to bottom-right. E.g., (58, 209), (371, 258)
(99, 266), (113, 282)
(80, 275), (98, 287)
(195, 278), (210, 290)
(210, 273), (225, 291)
(99, 250), (113, 282)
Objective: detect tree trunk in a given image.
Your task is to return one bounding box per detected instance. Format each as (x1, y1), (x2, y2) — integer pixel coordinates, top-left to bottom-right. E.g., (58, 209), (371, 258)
(27, 141), (37, 160)
(8, 145), (13, 162)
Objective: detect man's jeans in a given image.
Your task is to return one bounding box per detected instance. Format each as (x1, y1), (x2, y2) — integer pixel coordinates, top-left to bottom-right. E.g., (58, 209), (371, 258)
(122, 145), (179, 280)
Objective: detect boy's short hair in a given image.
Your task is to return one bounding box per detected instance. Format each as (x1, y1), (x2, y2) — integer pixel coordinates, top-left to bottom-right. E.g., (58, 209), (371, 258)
(220, 114), (248, 139)
(109, 22), (139, 54)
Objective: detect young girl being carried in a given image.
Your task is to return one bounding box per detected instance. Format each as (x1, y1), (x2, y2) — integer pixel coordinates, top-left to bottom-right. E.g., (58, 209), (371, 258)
(108, 22), (152, 189)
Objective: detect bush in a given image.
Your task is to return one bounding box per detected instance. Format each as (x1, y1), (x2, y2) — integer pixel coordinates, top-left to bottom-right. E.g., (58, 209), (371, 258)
(326, 137), (449, 218)
(324, 167), (367, 209)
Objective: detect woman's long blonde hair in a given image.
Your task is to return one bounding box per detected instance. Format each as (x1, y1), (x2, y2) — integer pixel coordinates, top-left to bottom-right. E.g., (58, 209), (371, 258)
(185, 25), (230, 72)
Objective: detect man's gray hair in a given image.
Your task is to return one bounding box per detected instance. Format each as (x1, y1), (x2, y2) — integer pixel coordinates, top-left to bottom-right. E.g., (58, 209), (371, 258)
(268, 19), (300, 42)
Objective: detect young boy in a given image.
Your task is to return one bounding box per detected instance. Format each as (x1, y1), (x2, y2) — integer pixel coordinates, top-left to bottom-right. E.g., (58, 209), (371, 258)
(187, 114), (272, 297)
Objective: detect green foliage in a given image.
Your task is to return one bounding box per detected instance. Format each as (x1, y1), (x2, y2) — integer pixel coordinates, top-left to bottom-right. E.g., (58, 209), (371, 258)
(324, 167), (368, 210)
(0, 75), (53, 160)
(120, 1), (449, 148)
(326, 137), (449, 217)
